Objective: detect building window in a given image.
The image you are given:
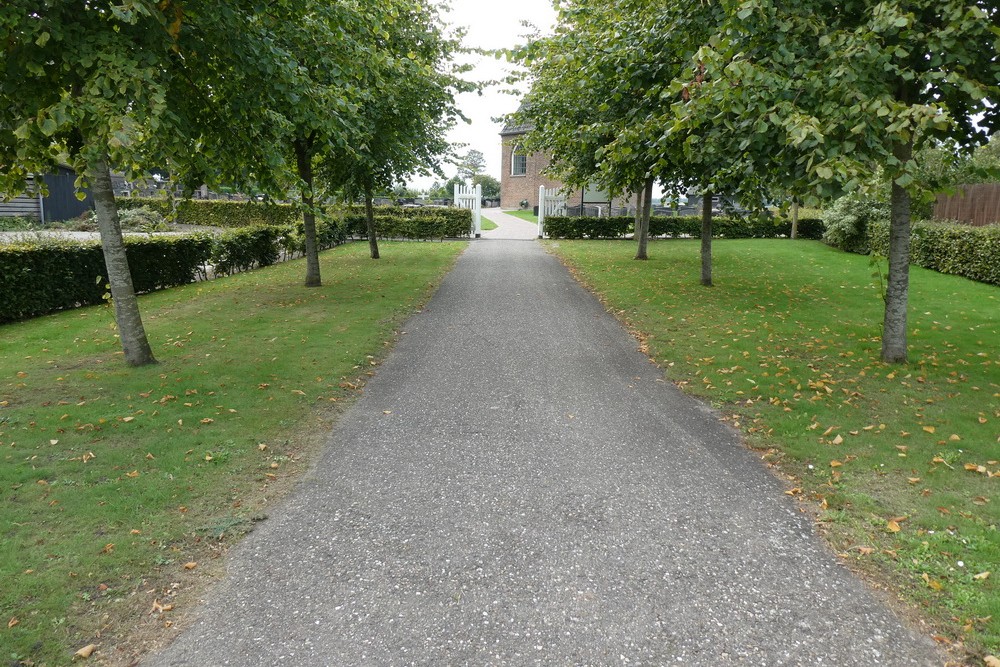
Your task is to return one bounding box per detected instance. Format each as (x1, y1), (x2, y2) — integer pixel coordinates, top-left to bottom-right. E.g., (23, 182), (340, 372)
(511, 145), (527, 176)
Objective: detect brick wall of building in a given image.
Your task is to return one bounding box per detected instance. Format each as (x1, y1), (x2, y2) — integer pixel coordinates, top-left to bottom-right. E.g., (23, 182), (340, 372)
(500, 135), (565, 210)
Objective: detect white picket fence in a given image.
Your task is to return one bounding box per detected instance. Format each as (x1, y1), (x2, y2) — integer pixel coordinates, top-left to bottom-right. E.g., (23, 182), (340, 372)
(537, 185), (566, 238)
(454, 183), (482, 238)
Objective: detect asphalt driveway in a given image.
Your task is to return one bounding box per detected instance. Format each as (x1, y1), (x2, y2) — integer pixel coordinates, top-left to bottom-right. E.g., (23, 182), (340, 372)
(147, 239), (941, 666)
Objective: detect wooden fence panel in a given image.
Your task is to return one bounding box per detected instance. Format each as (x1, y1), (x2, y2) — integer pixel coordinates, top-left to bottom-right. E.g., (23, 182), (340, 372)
(933, 183), (1000, 226)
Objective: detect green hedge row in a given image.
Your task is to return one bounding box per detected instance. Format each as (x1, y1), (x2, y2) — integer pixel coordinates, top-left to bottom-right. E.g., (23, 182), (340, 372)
(0, 218), (351, 323)
(867, 220), (1000, 286)
(118, 197), (298, 228)
(0, 236), (214, 323)
(543, 215), (825, 240)
(343, 206), (472, 239)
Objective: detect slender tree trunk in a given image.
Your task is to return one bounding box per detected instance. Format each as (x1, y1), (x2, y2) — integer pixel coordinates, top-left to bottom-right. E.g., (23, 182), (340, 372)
(294, 138), (321, 287)
(365, 183), (380, 260)
(634, 177), (653, 260)
(881, 140), (912, 364)
(701, 191), (713, 286)
(791, 200), (799, 240)
(88, 153), (157, 367)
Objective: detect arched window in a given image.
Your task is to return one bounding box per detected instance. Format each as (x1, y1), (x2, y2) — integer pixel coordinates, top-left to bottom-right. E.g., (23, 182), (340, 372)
(511, 144), (527, 176)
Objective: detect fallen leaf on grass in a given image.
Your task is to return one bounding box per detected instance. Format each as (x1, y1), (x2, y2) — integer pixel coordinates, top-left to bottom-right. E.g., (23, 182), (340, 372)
(199, 418), (214, 424)
(126, 470), (139, 478)
(183, 562), (197, 570)
(907, 477), (921, 485)
(830, 460), (842, 467)
(922, 573), (944, 591)
(7, 617), (18, 628)
(100, 543), (114, 554)
(973, 496), (990, 505)
(923, 426), (936, 434)
(949, 434), (961, 441)
(74, 644), (97, 659)
(973, 571), (991, 581)
(985, 656), (1000, 667)
(831, 434), (844, 445)
(784, 488), (802, 496)
(886, 520), (901, 533)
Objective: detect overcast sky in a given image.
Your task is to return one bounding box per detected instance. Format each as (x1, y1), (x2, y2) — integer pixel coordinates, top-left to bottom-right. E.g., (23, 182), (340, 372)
(407, 0), (558, 190)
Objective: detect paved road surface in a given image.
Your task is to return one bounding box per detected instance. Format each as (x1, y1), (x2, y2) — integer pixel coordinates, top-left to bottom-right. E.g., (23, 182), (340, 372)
(147, 239), (940, 666)
(481, 209), (539, 240)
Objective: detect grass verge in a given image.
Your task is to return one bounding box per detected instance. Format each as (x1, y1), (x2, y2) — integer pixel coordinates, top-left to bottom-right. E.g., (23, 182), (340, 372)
(480, 217), (499, 231)
(507, 209), (537, 223)
(0, 240), (466, 666)
(546, 238), (999, 661)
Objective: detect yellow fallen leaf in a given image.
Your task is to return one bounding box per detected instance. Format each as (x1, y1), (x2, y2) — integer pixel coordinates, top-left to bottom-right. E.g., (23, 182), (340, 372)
(949, 434), (961, 441)
(831, 434), (844, 445)
(125, 470), (139, 478)
(887, 520), (901, 533)
(7, 617), (18, 628)
(973, 571), (991, 581)
(269, 462), (279, 469)
(183, 561), (197, 570)
(784, 488), (802, 496)
(200, 418), (214, 424)
(923, 426), (936, 434)
(100, 543), (114, 554)
(922, 572), (943, 590)
(830, 460), (843, 467)
(257, 443), (267, 451)
(122, 416), (134, 423)
(907, 477), (921, 484)
(984, 656), (1000, 667)
(49, 439), (59, 445)
(74, 644), (97, 659)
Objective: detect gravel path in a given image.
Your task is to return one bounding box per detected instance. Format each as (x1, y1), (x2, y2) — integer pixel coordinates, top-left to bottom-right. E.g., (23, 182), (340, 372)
(146, 239), (941, 666)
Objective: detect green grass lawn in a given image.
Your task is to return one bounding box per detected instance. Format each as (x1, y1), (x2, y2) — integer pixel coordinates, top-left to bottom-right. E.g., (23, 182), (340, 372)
(547, 238), (999, 659)
(0, 240), (466, 664)
(479, 217), (499, 231)
(507, 209), (537, 223)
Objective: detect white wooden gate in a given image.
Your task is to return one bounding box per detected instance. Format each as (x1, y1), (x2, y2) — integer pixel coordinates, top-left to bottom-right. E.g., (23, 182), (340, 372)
(537, 185), (566, 238)
(454, 183), (482, 238)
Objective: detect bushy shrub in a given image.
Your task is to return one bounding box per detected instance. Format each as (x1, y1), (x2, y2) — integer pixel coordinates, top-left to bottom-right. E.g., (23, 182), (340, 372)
(867, 219), (1000, 286)
(344, 206), (472, 239)
(0, 235), (214, 323)
(543, 214), (826, 240)
(117, 206), (169, 232)
(0, 216), (38, 231)
(821, 194), (889, 254)
(118, 197), (297, 228)
(211, 226), (283, 276)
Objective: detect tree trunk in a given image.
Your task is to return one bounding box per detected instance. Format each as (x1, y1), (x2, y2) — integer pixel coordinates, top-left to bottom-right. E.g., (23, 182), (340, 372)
(365, 183), (380, 260)
(294, 138), (321, 287)
(881, 140), (912, 364)
(701, 191), (713, 286)
(88, 153), (157, 367)
(791, 200), (799, 240)
(634, 177), (653, 260)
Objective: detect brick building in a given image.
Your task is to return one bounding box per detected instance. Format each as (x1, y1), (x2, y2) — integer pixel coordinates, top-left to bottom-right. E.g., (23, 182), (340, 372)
(499, 121), (638, 212)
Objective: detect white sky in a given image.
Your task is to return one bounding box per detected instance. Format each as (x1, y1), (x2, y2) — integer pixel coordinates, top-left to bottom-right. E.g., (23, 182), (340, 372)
(406, 0), (558, 190)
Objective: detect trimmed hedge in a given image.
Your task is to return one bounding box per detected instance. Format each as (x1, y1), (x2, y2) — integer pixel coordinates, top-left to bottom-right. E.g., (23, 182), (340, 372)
(868, 220), (1000, 286)
(118, 197), (298, 228)
(0, 236), (214, 323)
(343, 206), (472, 239)
(543, 215), (824, 240)
(0, 217), (354, 322)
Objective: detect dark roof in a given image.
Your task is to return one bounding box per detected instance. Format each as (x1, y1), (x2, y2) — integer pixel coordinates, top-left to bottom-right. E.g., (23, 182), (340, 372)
(500, 121), (532, 137)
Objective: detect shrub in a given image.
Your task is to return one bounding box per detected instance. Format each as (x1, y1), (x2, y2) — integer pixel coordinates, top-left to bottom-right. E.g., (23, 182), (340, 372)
(821, 194), (889, 254)
(117, 206), (169, 232)
(0, 216), (38, 232)
(867, 219), (1000, 286)
(117, 197), (297, 228)
(210, 226), (283, 276)
(344, 206), (472, 239)
(543, 214), (826, 240)
(0, 235), (214, 323)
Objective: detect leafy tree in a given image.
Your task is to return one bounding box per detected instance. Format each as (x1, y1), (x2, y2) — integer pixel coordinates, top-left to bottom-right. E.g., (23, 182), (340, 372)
(323, 0), (472, 259)
(680, 0), (999, 362)
(457, 149), (486, 180)
(472, 174), (501, 199)
(0, 0), (265, 366)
